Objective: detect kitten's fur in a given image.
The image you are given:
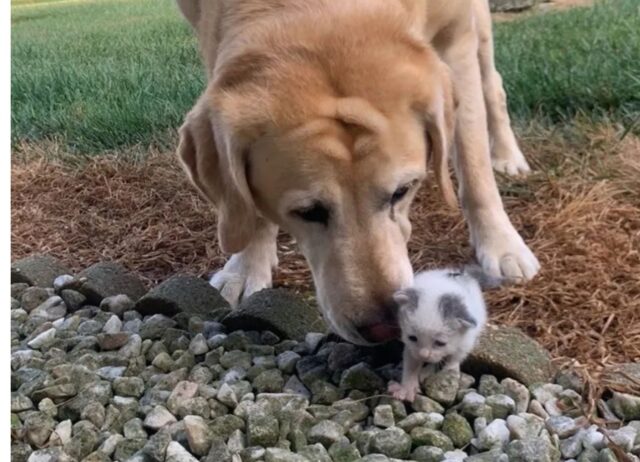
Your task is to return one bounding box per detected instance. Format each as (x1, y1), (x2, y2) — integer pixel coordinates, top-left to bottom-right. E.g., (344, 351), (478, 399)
(388, 266), (490, 402)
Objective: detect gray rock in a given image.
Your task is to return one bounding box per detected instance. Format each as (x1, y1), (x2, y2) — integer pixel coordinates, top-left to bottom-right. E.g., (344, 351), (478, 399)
(410, 428), (454, 451)
(12, 255), (71, 287)
(555, 369), (585, 393)
(328, 440), (361, 461)
(506, 413), (545, 439)
(560, 432), (583, 459)
(60, 289), (87, 312)
(465, 449), (508, 462)
(608, 425), (637, 451)
(598, 448), (618, 462)
(142, 429), (172, 461)
(373, 404), (395, 428)
(12, 282), (30, 299)
(217, 382), (239, 408)
(78, 262), (146, 304)
(26, 448), (68, 462)
(113, 438), (146, 461)
(478, 375), (505, 397)
(284, 375), (311, 399)
(506, 437), (561, 462)
(442, 412), (473, 448)
(486, 394), (516, 419)
(264, 448), (309, 462)
(123, 418), (148, 439)
(21, 287), (52, 313)
(308, 420), (345, 447)
(100, 294), (135, 316)
(370, 427), (412, 459)
(489, 0), (537, 12)
(11, 392), (33, 412)
(248, 414), (280, 447)
(203, 438), (232, 462)
(277, 351), (301, 374)
(612, 392), (640, 420)
(422, 369), (460, 405)
(464, 326), (555, 386)
(81, 402), (106, 428)
(30, 296), (67, 321)
(139, 314), (176, 340)
(223, 289), (324, 341)
(501, 378), (530, 413)
(397, 412), (443, 432)
(65, 422), (99, 460)
(412, 446), (445, 462)
(136, 275), (229, 321)
(184, 415), (211, 456)
(298, 444), (332, 462)
(546, 416), (580, 438)
(339, 362), (385, 391)
(412, 395), (445, 414)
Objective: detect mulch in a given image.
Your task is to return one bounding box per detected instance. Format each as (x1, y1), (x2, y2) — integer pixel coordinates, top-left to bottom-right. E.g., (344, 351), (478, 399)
(11, 127), (640, 372)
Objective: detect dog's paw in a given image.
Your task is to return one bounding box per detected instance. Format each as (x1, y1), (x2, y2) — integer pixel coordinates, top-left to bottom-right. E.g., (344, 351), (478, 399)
(492, 147), (531, 177)
(210, 253), (274, 308)
(474, 224), (540, 283)
(388, 382), (418, 402)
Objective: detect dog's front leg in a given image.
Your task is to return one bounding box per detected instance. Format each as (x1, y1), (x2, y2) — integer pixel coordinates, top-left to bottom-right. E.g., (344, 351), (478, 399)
(210, 219), (279, 307)
(442, 29), (540, 282)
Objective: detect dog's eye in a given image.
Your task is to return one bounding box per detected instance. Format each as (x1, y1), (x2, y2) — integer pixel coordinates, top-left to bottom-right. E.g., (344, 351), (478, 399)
(408, 335), (418, 342)
(434, 340), (447, 348)
(292, 203), (330, 225)
(390, 185), (410, 205)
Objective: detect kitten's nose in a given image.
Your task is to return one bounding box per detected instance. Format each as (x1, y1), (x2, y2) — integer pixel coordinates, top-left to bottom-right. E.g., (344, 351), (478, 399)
(419, 349), (432, 361)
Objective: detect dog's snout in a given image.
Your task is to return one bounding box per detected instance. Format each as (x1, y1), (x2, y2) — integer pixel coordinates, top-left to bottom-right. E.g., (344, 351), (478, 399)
(355, 298), (401, 343)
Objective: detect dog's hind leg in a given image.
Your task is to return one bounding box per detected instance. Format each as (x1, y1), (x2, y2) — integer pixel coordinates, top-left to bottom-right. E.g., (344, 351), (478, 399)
(210, 220), (279, 307)
(474, 0), (530, 176)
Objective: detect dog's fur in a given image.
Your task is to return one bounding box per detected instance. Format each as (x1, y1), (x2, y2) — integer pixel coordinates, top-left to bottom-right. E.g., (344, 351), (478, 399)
(175, 0), (540, 344)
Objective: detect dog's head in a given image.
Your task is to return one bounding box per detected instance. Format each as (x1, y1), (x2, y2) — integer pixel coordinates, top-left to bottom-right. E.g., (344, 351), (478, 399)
(177, 20), (457, 345)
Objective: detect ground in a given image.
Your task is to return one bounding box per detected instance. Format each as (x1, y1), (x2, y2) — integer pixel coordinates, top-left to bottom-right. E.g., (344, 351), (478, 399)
(11, 0), (640, 371)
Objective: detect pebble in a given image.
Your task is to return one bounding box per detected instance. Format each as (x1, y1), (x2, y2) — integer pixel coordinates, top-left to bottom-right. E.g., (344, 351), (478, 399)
(144, 406), (177, 430)
(27, 328), (56, 349)
(308, 420), (345, 447)
(184, 415), (211, 456)
(546, 415), (580, 438)
(373, 404), (395, 428)
(166, 441), (199, 462)
(189, 333), (209, 355)
(100, 294), (135, 316)
(473, 419), (510, 450)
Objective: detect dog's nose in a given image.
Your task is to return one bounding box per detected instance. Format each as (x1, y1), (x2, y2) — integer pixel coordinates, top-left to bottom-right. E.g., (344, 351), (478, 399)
(357, 323), (401, 343)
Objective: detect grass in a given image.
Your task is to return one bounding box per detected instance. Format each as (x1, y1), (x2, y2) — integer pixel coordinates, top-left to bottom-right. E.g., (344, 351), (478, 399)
(11, 0), (640, 154)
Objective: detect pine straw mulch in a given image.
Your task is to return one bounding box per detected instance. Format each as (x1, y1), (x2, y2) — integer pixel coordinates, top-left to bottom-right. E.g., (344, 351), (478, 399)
(11, 127), (640, 374)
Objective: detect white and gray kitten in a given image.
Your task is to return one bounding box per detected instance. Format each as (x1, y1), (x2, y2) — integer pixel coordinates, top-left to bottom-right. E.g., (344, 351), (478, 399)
(388, 266), (494, 402)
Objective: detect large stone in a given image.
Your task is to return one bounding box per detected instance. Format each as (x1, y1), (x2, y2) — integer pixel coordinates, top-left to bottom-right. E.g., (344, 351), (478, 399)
(464, 326), (555, 386)
(489, 0), (537, 12)
(12, 255), (71, 287)
(136, 275), (230, 321)
(78, 262), (146, 304)
(223, 289), (325, 341)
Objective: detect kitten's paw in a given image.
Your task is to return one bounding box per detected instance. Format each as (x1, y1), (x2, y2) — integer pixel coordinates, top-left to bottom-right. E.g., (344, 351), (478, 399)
(388, 382), (417, 402)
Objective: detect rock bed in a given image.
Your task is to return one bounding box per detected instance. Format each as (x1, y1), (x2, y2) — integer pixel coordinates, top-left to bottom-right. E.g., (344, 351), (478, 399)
(10, 256), (640, 462)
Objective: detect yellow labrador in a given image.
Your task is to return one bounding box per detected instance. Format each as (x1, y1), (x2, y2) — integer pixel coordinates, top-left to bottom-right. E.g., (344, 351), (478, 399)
(175, 0), (539, 344)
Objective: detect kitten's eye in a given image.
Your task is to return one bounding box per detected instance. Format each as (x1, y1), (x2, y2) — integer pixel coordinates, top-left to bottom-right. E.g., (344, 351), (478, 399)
(390, 185), (410, 205)
(408, 335), (418, 342)
(434, 340), (447, 348)
(292, 203), (330, 225)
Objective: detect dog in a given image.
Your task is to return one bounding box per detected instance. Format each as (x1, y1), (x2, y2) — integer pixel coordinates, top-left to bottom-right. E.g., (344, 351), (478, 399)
(175, 0), (540, 345)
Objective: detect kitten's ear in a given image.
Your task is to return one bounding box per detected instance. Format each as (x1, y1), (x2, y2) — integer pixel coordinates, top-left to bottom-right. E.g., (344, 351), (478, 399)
(462, 264), (504, 290)
(439, 294), (477, 330)
(393, 288), (419, 311)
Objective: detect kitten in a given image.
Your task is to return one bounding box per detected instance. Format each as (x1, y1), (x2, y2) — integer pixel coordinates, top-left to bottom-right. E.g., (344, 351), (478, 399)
(387, 266), (492, 402)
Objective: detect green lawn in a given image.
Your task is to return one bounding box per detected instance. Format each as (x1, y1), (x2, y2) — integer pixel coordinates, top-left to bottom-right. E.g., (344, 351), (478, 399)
(11, 0), (640, 154)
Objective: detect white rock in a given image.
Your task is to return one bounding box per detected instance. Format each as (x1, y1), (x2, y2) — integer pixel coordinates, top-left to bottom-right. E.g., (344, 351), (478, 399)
(506, 413), (545, 440)
(528, 399), (550, 419)
(473, 419), (510, 450)
(608, 426), (637, 451)
(144, 406), (177, 430)
(102, 315), (122, 334)
(501, 378), (530, 413)
(166, 441), (199, 462)
(531, 384), (563, 404)
(462, 391), (486, 406)
(544, 398), (563, 416)
(581, 425), (606, 450)
(53, 274), (76, 292)
(545, 416), (579, 438)
(27, 328), (56, 350)
(305, 332), (325, 352)
(217, 382), (238, 408)
(53, 420), (72, 446)
(443, 449), (468, 462)
(184, 415), (211, 456)
(227, 429), (245, 453)
(98, 433), (124, 456)
(119, 334), (142, 358)
(189, 334), (209, 355)
(30, 296), (66, 321)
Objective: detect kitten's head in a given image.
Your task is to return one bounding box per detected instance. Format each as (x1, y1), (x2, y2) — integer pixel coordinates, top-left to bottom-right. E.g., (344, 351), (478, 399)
(394, 287), (477, 363)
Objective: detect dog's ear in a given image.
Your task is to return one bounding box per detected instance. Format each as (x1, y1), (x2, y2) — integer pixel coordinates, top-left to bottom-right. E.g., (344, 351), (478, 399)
(418, 55), (458, 209)
(176, 94), (258, 254)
